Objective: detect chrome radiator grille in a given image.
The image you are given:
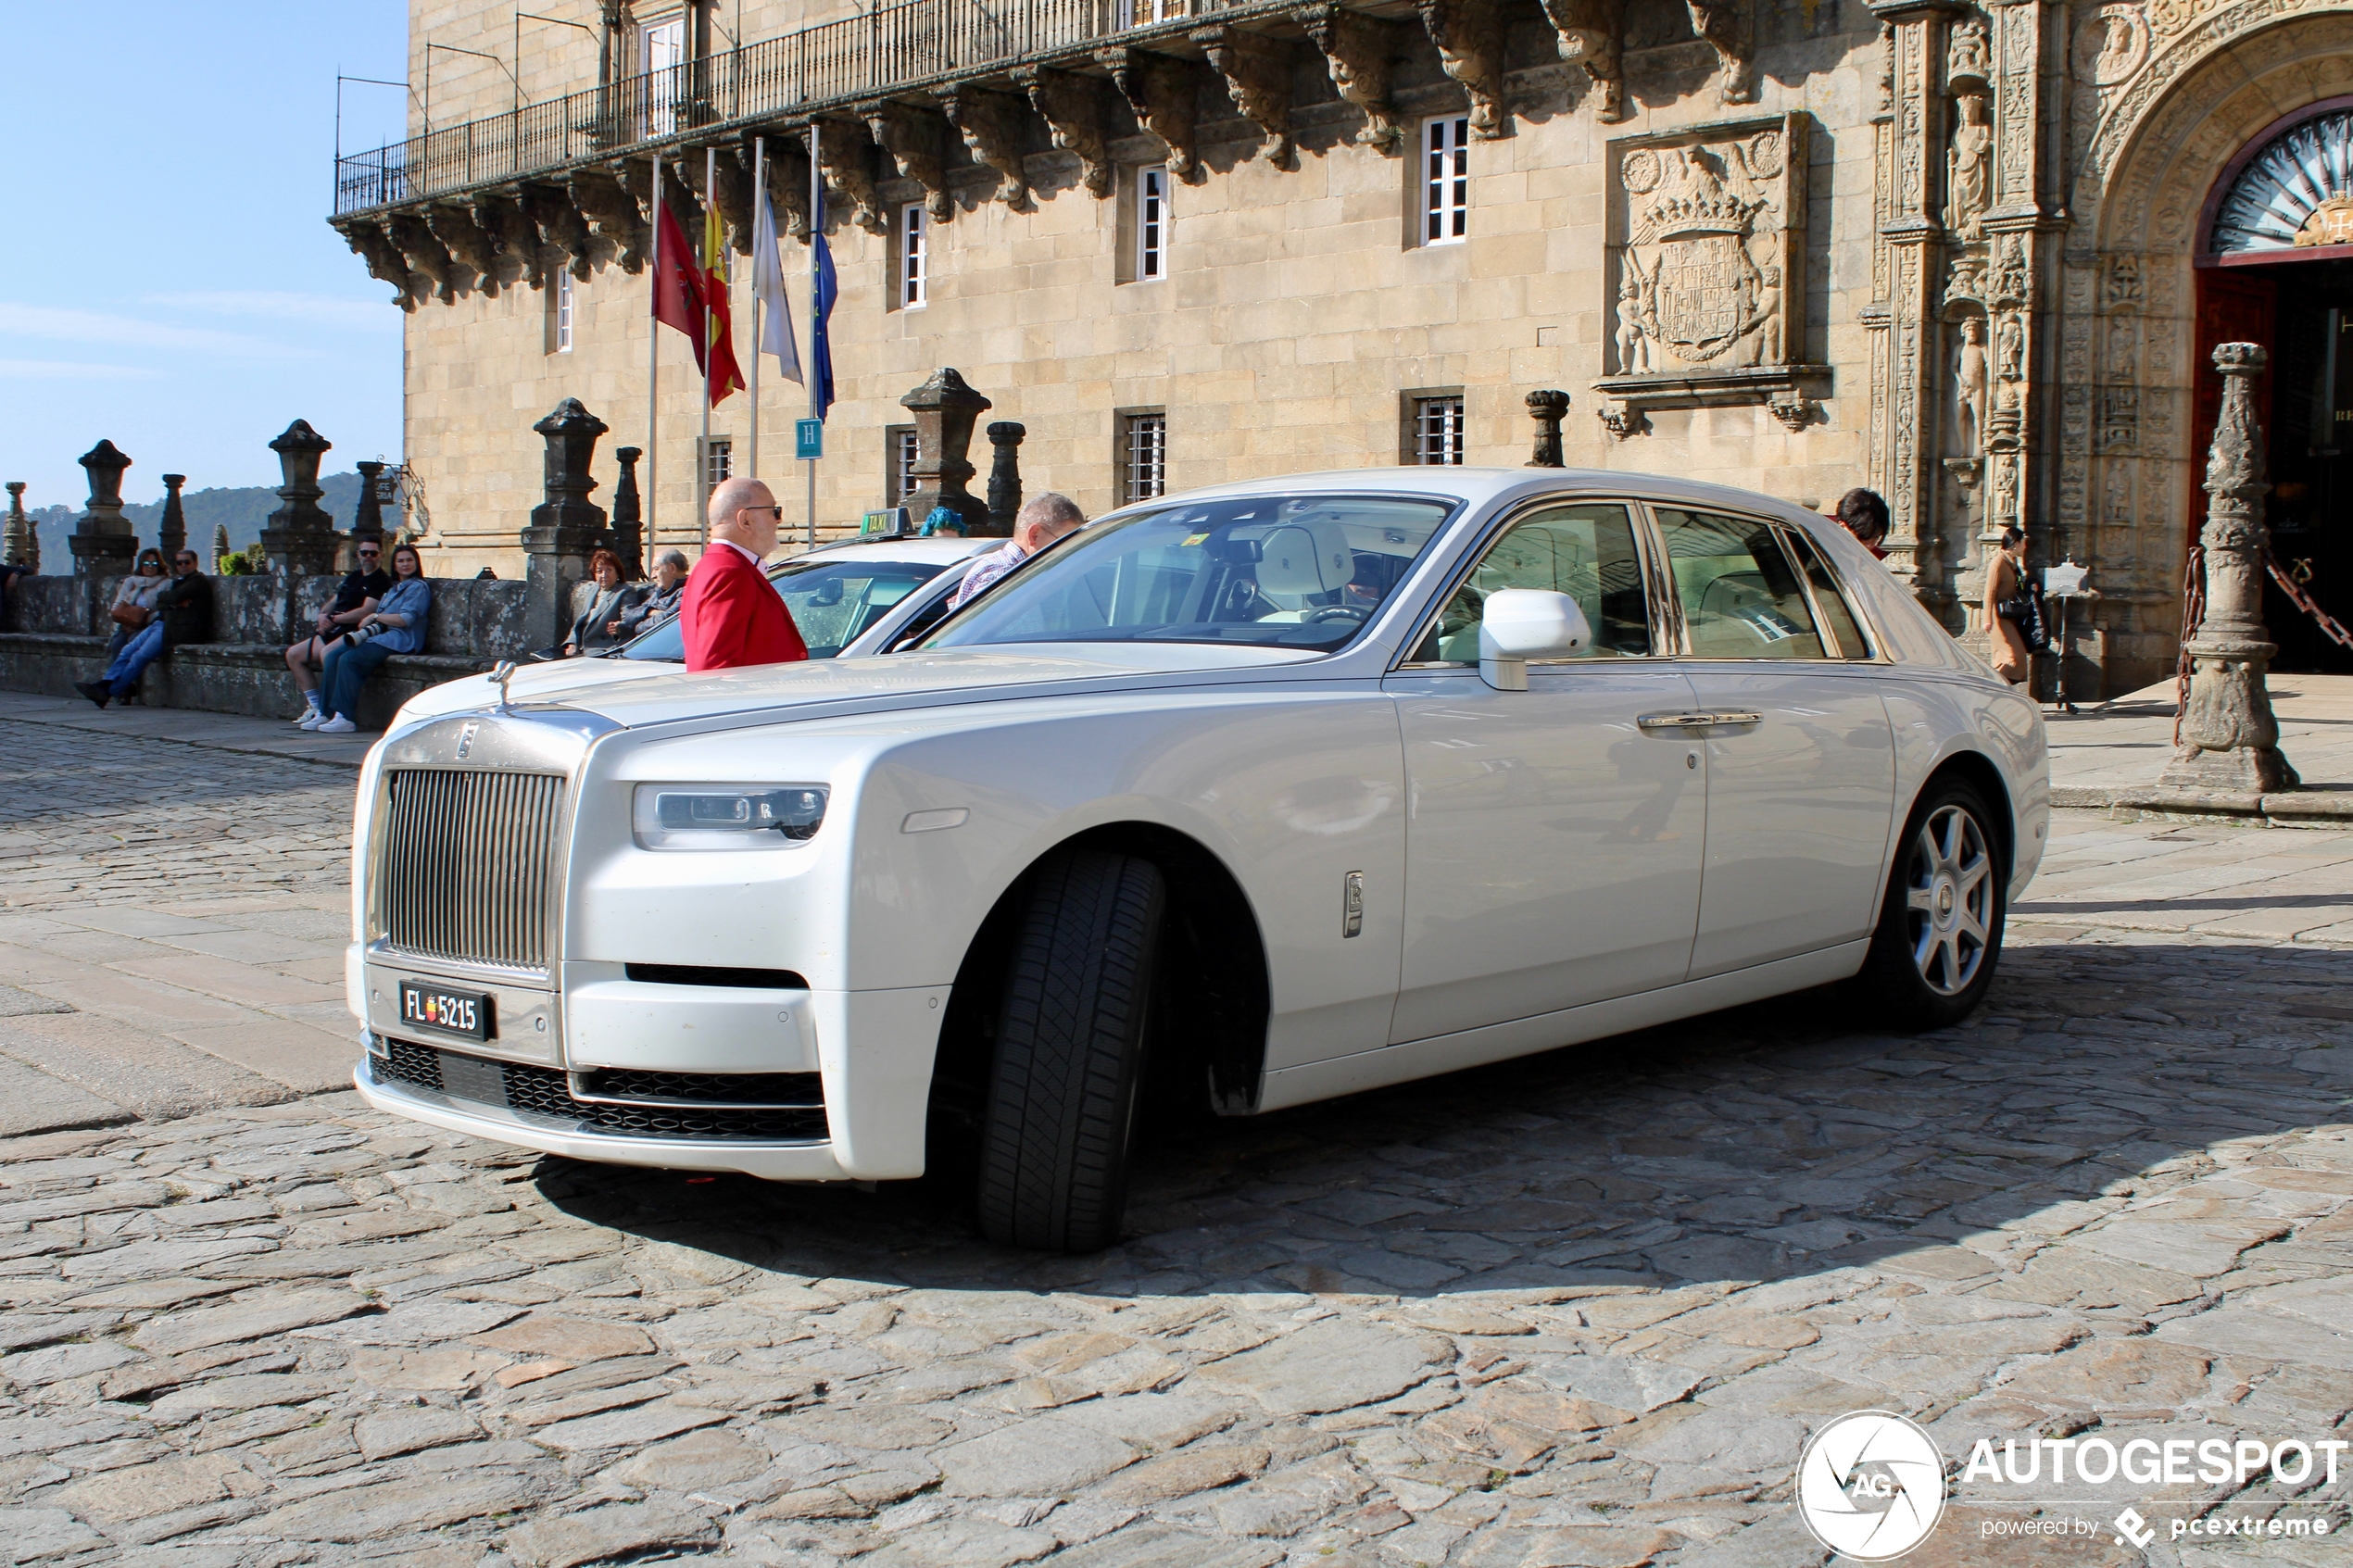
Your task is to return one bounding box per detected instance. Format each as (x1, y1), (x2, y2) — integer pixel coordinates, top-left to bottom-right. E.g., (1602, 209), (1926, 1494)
(375, 769), (566, 972)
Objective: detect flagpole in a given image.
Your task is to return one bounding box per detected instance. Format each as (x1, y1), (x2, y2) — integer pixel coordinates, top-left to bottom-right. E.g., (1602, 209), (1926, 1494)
(807, 121), (820, 548)
(699, 147), (714, 546)
(648, 154), (662, 556)
(749, 136), (763, 483)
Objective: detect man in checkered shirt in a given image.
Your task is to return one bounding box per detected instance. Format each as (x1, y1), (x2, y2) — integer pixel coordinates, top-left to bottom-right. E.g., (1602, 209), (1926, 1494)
(948, 493), (1087, 610)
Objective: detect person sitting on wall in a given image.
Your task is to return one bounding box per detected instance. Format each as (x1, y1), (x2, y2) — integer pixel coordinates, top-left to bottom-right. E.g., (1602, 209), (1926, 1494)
(76, 548), (212, 709)
(947, 493), (1086, 609)
(286, 539), (392, 723)
(308, 543), (431, 734)
(682, 477), (807, 672)
(563, 549), (644, 657)
(617, 549), (689, 640)
(0, 560), (34, 633)
(105, 549), (170, 667)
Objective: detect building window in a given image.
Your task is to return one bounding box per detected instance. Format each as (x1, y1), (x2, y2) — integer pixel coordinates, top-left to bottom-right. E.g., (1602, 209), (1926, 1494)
(1118, 0), (1184, 26)
(886, 425), (919, 505)
(1137, 165), (1169, 281)
(899, 203), (927, 309)
(1121, 411), (1166, 504)
(640, 17), (685, 137)
(702, 436), (732, 497)
(547, 266), (574, 354)
(1409, 393), (1466, 465)
(1422, 115), (1469, 245)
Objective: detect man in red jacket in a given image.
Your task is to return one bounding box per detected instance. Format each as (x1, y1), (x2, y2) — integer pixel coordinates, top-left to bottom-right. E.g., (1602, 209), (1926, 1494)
(683, 476), (809, 671)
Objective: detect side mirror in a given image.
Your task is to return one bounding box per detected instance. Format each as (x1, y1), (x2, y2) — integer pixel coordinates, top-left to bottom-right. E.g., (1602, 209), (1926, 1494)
(1478, 589), (1591, 690)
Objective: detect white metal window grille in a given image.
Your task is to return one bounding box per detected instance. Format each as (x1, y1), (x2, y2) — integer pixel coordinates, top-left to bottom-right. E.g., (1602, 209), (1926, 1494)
(1137, 165), (1169, 281)
(887, 426), (919, 504)
(1122, 413), (1167, 503)
(552, 267), (574, 353)
(1423, 115), (1469, 245)
(1413, 395), (1466, 464)
(702, 437), (732, 496)
(900, 203), (927, 308)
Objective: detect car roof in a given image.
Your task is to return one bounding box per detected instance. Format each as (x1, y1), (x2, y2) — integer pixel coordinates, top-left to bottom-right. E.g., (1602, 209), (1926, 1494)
(775, 535), (998, 570)
(1104, 466), (1834, 533)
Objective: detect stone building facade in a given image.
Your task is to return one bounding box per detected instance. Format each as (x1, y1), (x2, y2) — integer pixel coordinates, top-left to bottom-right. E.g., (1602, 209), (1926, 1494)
(340, 0), (2353, 696)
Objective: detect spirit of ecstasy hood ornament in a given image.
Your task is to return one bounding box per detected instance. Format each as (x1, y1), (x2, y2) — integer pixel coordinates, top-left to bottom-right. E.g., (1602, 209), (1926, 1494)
(489, 659), (517, 714)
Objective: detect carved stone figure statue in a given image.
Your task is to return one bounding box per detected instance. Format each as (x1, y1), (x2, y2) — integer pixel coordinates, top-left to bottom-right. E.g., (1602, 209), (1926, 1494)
(1948, 94), (1993, 238)
(1995, 312), (2024, 389)
(1953, 316), (1990, 456)
(1948, 19), (1990, 84)
(1754, 266), (1782, 365)
(1616, 272), (1654, 373)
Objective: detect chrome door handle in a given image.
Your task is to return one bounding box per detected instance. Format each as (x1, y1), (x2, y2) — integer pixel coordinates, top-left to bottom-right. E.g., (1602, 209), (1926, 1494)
(1707, 711), (1763, 726)
(1637, 712), (1716, 730)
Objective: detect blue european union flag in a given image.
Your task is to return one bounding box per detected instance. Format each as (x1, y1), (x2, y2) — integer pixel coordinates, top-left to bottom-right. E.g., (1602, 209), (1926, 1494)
(812, 185), (837, 421)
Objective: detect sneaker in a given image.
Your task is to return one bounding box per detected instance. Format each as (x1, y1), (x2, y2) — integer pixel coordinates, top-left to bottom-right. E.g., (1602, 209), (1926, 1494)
(293, 703), (321, 724)
(314, 715), (357, 734)
(296, 709), (326, 731)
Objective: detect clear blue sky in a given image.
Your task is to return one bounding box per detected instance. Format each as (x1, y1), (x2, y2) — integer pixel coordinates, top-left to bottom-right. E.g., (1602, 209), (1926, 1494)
(2, 4), (409, 511)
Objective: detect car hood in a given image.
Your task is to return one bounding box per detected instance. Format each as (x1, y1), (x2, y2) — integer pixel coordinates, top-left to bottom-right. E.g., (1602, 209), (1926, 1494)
(394, 643), (1323, 731)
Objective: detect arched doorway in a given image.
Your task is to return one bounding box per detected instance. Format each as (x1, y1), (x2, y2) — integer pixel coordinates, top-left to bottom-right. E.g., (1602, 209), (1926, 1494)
(2195, 97), (2353, 674)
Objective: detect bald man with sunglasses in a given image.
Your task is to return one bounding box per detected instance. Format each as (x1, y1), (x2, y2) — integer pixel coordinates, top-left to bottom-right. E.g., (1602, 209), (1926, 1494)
(682, 476), (809, 671)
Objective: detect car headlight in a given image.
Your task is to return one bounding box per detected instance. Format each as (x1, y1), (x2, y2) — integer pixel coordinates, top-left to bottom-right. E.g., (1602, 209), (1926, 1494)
(633, 784), (828, 851)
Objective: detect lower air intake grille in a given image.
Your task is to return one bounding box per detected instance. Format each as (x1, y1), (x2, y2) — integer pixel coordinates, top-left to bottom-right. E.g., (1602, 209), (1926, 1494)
(376, 1039), (827, 1142)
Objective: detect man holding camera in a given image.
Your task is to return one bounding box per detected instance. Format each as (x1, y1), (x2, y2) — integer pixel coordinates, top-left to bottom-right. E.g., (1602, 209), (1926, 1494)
(286, 541), (392, 723)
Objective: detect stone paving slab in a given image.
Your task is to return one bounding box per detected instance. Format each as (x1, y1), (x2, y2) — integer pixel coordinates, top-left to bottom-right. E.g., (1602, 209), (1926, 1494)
(2047, 675), (2353, 815)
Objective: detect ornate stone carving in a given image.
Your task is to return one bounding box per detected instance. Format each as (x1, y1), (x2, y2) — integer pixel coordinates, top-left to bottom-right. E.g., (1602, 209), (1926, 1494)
(1538, 0), (1628, 124)
(1018, 67), (1114, 196)
(813, 119), (888, 233)
(384, 214), (455, 304)
(986, 421), (1026, 537)
(333, 218), (415, 310)
(899, 369), (994, 534)
(2073, 4), (2149, 85)
(1293, 5), (1404, 147)
(4, 482), (36, 571)
(1594, 402), (1646, 439)
(1952, 315), (1990, 456)
(350, 463), (385, 548)
(1768, 389), (1813, 431)
(522, 399), (610, 647)
(1596, 115), (1814, 431)
(575, 164), (649, 274)
(261, 420), (341, 577)
(704, 143), (755, 253)
(1098, 47), (1203, 180)
(864, 100), (955, 222)
(1414, 0), (1510, 140)
(2159, 343), (2298, 795)
(522, 183), (595, 283)
(1947, 19), (1990, 86)
(69, 441), (136, 579)
(759, 134), (813, 241)
(1193, 25), (1298, 168)
(939, 84), (1032, 207)
(474, 194), (544, 292)
(1946, 94), (1992, 238)
(425, 203), (499, 295)
(1526, 391), (1570, 466)
(158, 473), (189, 564)
(1685, 0), (1757, 107)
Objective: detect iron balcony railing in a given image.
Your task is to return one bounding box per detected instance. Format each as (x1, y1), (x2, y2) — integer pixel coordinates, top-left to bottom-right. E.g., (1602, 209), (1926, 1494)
(335, 0), (1287, 217)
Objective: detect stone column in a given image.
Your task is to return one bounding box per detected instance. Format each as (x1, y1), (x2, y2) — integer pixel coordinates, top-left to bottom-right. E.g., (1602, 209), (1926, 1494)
(3, 483), (33, 571)
(522, 399), (610, 647)
(157, 474), (189, 564)
(259, 420), (342, 576)
(1525, 391), (1569, 468)
(69, 441), (137, 579)
(211, 524), (232, 574)
(352, 461), (388, 546)
(985, 422), (1026, 536)
(611, 446), (645, 577)
(898, 369), (992, 534)
(2158, 344), (2298, 797)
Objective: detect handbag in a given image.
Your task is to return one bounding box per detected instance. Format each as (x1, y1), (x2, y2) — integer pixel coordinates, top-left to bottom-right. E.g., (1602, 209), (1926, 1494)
(1995, 592), (2051, 655)
(109, 602), (150, 630)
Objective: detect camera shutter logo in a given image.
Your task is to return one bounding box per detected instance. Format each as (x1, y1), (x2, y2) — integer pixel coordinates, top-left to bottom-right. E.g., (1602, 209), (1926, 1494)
(1795, 1411), (1946, 1561)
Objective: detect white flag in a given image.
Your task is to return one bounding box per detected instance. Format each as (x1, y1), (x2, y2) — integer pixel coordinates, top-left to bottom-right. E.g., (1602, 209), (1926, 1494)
(753, 172), (801, 385)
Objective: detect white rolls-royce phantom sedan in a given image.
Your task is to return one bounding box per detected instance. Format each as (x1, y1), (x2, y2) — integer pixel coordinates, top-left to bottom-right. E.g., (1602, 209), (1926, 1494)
(348, 469), (2047, 1251)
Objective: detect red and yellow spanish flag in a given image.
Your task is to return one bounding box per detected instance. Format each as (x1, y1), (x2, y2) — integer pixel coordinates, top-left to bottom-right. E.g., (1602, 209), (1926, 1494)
(701, 201), (746, 408)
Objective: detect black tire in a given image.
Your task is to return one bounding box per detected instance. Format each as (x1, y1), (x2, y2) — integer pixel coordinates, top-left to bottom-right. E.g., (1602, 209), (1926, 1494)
(975, 848), (1165, 1252)
(1854, 777), (2007, 1030)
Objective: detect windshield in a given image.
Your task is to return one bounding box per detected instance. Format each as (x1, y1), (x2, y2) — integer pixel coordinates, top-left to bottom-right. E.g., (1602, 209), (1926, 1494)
(924, 494), (1455, 652)
(622, 555), (951, 661)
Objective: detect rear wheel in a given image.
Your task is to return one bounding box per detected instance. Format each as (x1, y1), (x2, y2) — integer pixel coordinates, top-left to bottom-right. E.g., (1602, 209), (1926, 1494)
(975, 847), (1165, 1252)
(1855, 779), (2006, 1030)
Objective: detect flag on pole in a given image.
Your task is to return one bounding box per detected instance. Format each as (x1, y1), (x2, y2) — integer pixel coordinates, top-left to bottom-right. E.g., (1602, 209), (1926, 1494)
(811, 185), (837, 420)
(701, 199), (746, 407)
(652, 201), (706, 373)
(752, 169), (801, 386)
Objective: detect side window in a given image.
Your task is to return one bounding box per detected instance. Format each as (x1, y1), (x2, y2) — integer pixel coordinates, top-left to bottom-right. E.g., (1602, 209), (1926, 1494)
(1411, 503), (1651, 664)
(1782, 526), (1874, 659)
(1655, 508), (1826, 659)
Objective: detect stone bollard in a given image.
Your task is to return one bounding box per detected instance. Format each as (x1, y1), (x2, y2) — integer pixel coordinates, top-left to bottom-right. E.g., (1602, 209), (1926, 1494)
(522, 399), (610, 649)
(2158, 343), (2298, 797)
(611, 446), (645, 578)
(3, 483), (33, 571)
(986, 422), (1026, 537)
(69, 441), (137, 580)
(352, 461), (388, 546)
(899, 369), (993, 535)
(212, 524), (232, 574)
(158, 474), (189, 565)
(1525, 391), (1569, 468)
(260, 420), (342, 577)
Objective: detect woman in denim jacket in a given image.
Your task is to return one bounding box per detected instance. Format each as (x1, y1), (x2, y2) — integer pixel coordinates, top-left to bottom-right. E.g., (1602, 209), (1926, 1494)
(311, 543), (431, 734)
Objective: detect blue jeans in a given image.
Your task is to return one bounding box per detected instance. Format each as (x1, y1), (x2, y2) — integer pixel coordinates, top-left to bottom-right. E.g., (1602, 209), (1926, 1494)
(101, 621), (167, 697)
(321, 637), (396, 722)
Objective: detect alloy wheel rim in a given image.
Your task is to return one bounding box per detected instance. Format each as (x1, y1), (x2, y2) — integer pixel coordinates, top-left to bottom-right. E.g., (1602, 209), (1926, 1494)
(1902, 804), (1992, 997)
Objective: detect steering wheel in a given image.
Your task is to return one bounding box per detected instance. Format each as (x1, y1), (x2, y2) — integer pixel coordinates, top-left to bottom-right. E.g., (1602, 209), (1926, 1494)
(1306, 605), (1369, 624)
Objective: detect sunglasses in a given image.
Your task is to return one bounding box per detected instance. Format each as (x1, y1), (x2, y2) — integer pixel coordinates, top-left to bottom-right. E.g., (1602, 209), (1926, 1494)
(358, 549), (381, 558)
(744, 505), (785, 521)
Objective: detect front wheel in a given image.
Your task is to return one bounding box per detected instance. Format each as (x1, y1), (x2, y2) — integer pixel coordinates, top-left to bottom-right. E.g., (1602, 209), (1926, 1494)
(975, 848), (1165, 1252)
(1854, 780), (2006, 1030)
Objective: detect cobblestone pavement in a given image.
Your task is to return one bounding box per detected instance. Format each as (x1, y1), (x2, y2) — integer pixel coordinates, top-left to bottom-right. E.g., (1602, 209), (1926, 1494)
(4, 721), (2352, 1568)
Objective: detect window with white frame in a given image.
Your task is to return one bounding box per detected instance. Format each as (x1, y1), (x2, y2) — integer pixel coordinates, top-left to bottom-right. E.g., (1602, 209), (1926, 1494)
(1137, 165), (1169, 282)
(899, 203), (927, 309)
(1117, 0), (1185, 27)
(1121, 411), (1166, 503)
(1422, 115), (1469, 245)
(702, 436), (732, 498)
(548, 266), (574, 354)
(1410, 393), (1466, 465)
(886, 425), (919, 504)
(640, 18), (685, 137)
